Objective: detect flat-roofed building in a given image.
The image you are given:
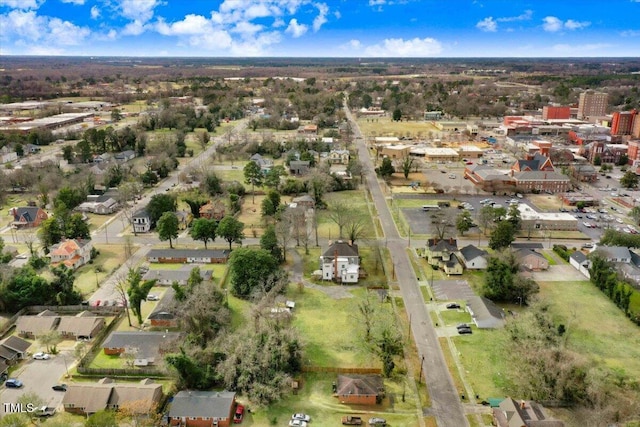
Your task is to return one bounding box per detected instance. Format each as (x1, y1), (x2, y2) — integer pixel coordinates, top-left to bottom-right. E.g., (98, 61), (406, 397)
(517, 204), (577, 231)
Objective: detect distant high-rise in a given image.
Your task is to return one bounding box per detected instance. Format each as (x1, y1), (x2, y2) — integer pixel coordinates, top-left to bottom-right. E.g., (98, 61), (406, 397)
(633, 113), (640, 139)
(611, 110), (637, 136)
(578, 91), (608, 119)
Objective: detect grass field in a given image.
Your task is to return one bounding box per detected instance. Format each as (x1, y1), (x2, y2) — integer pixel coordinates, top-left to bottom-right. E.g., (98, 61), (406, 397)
(356, 116), (440, 139)
(75, 244), (129, 297)
(318, 190), (377, 241)
(527, 194), (564, 211)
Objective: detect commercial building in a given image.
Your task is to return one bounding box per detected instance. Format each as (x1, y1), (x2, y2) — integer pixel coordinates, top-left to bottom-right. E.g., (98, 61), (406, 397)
(611, 110), (637, 136)
(578, 91), (608, 120)
(542, 106), (571, 120)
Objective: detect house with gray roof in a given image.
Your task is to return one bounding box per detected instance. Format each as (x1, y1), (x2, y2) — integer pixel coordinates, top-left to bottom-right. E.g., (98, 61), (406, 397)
(569, 251), (591, 278)
(63, 378), (163, 416)
(289, 160), (311, 175)
(593, 246), (631, 263)
(9, 206), (48, 228)
(132, 209), (151, 233)
(458, 244), (488, 270)
(493, 397), (564, 427)
(142, 268), (212, 286)
(57, 314), (105, 340)
(15, 310), (60, 338)
(102, 331), (180, 366)
(147, 287), (177, 328)
(466, 296), (506, 329)
(0, 336), (31, 362)
(168, 390), (237, 427)
(514, 248), (549, 271)
(319, 240), (360, 283)
(425, 238), (463, 275)
(146, 249), (229, 264)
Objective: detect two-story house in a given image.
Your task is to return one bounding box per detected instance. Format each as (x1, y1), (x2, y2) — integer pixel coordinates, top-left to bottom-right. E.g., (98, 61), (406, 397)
(319, 240), (360, 283)
(199, 200), (226, 221)
(425, 238), (463, 275)
(49, 239), (93, 270)
(132, 209), (151, 233)
(328, 149), (350, 165)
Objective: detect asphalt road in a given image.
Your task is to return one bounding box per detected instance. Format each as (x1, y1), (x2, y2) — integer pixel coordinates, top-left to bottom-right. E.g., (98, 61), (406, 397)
(0, 351), (70, 417)
(345, 100), (468, 427)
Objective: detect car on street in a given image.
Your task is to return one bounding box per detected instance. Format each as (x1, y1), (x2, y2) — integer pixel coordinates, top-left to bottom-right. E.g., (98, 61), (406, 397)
(146, 294), (160, 301)
(52, 384), (67, 391)
(292, 414), (311, 422)
(581, 243), (594, 249)
(33, 352), (50, 360)
(449, 174), (456, 179)
(440, 169), (447, 174)
(446, 303), (461, 309)
(289, 420), (308, 427)
(233, 404), (244, 423)
(368, 418), (387, 426)
(5, 378), (23, 388)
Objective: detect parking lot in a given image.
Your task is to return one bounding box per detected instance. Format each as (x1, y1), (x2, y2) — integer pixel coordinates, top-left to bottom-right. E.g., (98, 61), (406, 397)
(0, 350), (71, 416)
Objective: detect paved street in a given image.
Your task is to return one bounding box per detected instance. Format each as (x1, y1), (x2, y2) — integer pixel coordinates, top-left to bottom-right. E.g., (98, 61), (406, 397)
(0, 351), (71, 417)
(345, 101), (469, 427)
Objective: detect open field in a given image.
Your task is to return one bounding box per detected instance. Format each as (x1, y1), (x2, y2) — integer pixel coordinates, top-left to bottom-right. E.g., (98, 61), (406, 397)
(356, 116), (440, 139)
(527, 194), (565, 211)
(318, 190), (377, 241)
(75, 244), (129, 297)
(237, 193), (267, 237)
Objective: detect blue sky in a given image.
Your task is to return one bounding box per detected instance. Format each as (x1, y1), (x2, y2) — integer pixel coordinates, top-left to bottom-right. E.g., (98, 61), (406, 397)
(0, 0), (639, 57)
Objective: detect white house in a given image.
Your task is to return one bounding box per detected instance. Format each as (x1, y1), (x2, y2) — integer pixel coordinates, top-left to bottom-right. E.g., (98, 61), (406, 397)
(132, 209), (151, 233)
(319, 240), (360, 284)
(49, 239), (92, 270)
(458, 245), (488, 270)
(569, 251), (591, 278)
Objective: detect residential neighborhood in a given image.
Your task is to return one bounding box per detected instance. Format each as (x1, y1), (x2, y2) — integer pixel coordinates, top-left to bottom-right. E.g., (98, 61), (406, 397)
(0, 52), (639, 427)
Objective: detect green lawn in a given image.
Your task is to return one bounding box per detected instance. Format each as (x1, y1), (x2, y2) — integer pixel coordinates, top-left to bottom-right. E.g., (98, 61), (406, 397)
(291, 286), (377, 368)
(248, 373), (420, 427)
(75, 244), (129, 297)
(89, 351), (127, 369)
(318, 190), (377, 241)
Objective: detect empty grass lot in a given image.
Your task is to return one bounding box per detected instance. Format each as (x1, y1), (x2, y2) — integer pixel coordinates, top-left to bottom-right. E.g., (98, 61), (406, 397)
(75, 244), (128, 297)
(356, 116), (440, 139)
(319, 190), (376, 241)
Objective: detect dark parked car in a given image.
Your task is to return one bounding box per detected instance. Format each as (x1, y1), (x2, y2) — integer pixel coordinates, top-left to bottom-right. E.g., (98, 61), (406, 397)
(5, 379), (23, 388)
(457, 327), (473, 335)
(446, 303), (461, 309)
(456, 323), (470, 330)
(52, 384), (67, 392)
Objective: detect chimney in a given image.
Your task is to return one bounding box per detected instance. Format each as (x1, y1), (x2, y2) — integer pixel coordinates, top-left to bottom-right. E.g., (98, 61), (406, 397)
(520, 400), (526, 410)
(334, 248), (339, 282)
(348, 240), (352, 246)
(449, 237), (454, 245)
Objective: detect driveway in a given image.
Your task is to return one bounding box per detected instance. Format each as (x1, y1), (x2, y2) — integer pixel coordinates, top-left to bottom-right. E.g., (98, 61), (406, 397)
(0, 351), (71, 416)
(526, 264), (587, 282)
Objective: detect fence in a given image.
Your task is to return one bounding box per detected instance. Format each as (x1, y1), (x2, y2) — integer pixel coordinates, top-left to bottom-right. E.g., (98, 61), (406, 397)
(76, 366), (168, 378)
(302, 366), (382, 374)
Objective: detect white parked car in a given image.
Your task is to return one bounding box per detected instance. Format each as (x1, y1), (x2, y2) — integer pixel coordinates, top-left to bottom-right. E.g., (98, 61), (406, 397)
(33, 352), (50, 360)
(289, 420), (308, 427)
(292, 414), (311, 422)
(146, 294), (160, 301)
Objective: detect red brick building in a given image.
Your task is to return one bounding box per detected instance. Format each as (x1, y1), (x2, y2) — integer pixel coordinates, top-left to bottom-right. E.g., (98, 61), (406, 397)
(542, 106), (571, 120)
(336, 374), (384, 405)
(611, 110), (637, 136)
(169, 391), (236, 427)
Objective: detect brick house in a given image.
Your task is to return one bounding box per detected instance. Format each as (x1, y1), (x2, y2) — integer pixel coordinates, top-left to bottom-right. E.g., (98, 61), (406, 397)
(335, 375), (384, 405)
(10, 206), (48, 228)
(57, 313), (105, 340)
(168, 390), (236, 427)
(199, 200), (226, 221)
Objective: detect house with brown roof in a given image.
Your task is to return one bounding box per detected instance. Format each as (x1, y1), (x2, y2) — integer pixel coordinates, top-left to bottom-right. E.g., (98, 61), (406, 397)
(0, 336), (31, 363)
(493, 397), (564, 427)
(319, 240), (360, 283)
(48, 239), (92, 270)
(57, 313), (105, 340)
(514, 248), (549, 271)
(62, 378), (163, 416)
(9, 206), (48, 228)
(335, 374), (384, 405)
(146, 249), (230, 264)
(15, 310), (60, 338)
(168, 390), (237, 427)
(199, 200), (226, 221)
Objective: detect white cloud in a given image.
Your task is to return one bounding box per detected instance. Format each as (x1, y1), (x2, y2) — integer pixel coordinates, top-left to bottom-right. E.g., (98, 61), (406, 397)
(122, 20), (146, 36)
(369, 0), (386, 5)
(543, 16), (590, 32)
(564, 19), (590, 30)
(117, 0), (160, 23)
(156, 15), (211, 36)
(364, 37), (442, 57)
(285, 18), (307, 38)
(0, 9), (90, 49)
(620, 29), (640, 37)
(90, 5), (100, 19)
(60, 0), (85, 5)
(232, 21), (264, 37)
(348, 39), (361, 49)
(0, 0), (42, 9)
(496, 10), (532, 22)
(312, 2), (328, 31)
(334, 10), (341, 19)
(273, 18), (285, 27)
(476, 17), (497, 32)
(542, 16), (563, 32)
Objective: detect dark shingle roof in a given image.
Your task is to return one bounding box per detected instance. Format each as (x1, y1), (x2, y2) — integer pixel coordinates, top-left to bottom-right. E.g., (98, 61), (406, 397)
(322, 240), (359, 258)
(102, 331), (180, 359)
(169, 391), (236, 419)
(1, 335), (32, 353)
(147, 249), (230, 259)
(336, 375), (383, 397)
(466, 296), (505, 329)
(459, 244), (487, 262)
(427, 238), (458, 252)
(570, 251), (588, 264)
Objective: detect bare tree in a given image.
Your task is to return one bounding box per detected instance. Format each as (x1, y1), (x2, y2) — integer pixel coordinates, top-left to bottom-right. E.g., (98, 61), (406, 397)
(275, 213), (293, 263)
(327, 201), (351, 239)
(114, 272), (133, 327)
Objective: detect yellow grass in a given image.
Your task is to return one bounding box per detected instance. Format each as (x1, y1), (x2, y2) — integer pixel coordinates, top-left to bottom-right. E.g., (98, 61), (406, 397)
(356, 116), (440, 139)
(238, 194), (267, 237)
(75, 244), (130, 297)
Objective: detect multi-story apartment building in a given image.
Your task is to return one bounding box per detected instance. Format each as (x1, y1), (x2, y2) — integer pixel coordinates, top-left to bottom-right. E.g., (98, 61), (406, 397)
(578, 91), (608, 119)
(611, 110), (638, 136)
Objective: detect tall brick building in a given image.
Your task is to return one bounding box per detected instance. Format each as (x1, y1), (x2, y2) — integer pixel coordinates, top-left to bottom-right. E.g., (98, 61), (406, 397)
(542, 106), (571, 120)
(611, 110), (637, 136)
(578, 91), (608, 119)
